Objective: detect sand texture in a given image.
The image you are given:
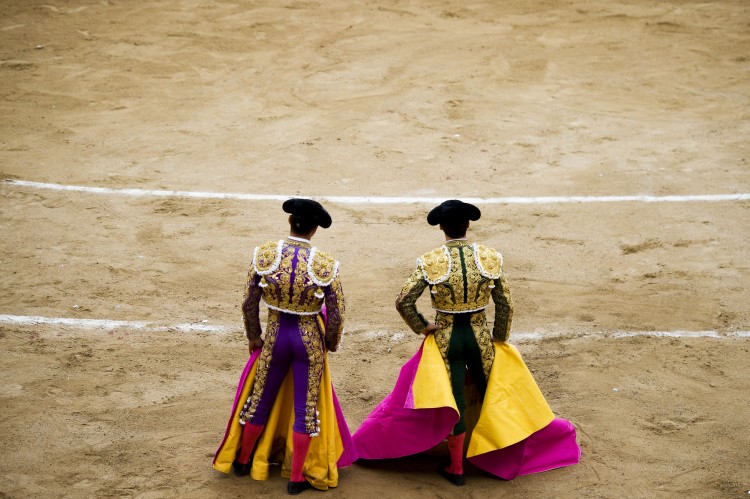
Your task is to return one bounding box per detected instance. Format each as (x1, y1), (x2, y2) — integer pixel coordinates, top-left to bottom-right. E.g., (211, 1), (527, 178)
(1, 1), (749, 497)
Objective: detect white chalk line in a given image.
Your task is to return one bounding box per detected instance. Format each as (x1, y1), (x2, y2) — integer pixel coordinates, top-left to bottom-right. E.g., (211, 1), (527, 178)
(5, 180), (750, 205)
(0, 314), (224, 333)
(1, 314), (747, 340)
(4, 181), (748, 338)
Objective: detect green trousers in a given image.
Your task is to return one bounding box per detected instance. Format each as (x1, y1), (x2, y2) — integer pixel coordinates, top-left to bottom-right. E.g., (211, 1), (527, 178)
(447, 313), (488, 435)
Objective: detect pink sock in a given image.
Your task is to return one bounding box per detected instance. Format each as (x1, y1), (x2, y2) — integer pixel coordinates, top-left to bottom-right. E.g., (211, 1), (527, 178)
(236, 423), (264, 464)
(446, 433), (465, 475)
(290, 431), (312, 482)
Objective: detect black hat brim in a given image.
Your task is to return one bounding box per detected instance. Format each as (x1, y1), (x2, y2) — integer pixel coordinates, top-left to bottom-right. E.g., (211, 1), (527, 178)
(282, 198), (332, 228)
(427, 200), (481, 226)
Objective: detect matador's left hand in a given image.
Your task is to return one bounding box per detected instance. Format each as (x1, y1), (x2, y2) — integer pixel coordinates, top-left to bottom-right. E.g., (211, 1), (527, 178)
(248, 338), (263, 354)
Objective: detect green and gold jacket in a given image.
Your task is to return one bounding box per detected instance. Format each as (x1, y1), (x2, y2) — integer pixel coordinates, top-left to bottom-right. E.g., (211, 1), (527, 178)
(396, 239), (513, 341)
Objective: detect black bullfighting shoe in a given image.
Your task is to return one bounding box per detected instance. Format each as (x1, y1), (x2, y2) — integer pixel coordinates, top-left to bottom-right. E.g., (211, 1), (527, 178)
(287, 479), (313, 495)
(438, 464), (466, 486)
(232, 460), (251, 477)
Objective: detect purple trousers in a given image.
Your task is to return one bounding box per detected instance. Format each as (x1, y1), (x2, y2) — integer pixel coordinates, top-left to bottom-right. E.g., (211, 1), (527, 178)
(249, 313), (315, 434)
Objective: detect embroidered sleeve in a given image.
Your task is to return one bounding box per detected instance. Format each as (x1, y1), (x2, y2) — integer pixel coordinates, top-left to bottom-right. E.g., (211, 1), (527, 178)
(323, 274), (345, 352)
(395, 267), (429, 334)
(491, 272), (514, 341)
(241, 265), (263, 341)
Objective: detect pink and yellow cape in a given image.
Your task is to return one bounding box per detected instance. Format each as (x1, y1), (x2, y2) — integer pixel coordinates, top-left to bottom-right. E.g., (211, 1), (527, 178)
(212, 349), (358, 490)
(352, 335), (580, 480)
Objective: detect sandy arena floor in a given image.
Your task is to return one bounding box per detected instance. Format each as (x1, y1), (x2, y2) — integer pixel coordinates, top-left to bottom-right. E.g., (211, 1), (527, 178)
(1, 1), (749, 497)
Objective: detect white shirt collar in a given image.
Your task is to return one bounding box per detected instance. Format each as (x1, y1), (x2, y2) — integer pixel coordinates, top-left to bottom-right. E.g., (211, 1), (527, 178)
(288, 236), (311, 243)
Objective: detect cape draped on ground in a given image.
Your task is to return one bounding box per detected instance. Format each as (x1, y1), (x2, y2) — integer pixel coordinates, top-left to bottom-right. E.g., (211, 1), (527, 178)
(212, 348), (358, 490)
(352, 335), (580, 480)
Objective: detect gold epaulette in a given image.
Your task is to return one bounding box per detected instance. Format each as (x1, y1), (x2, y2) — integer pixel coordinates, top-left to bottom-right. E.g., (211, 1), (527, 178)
(308, 247), (339, 286)
(417, 246), (451, 284)
(473, 244), (503, 279)
(252, 240), (283, 275)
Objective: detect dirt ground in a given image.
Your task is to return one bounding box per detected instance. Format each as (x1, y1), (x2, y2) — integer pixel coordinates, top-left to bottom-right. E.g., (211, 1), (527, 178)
(1, 0), (749, 497)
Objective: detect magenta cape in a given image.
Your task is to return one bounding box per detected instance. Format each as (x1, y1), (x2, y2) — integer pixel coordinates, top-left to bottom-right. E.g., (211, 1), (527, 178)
(212, 349), (358, 489)
(352, 336), (580, 480)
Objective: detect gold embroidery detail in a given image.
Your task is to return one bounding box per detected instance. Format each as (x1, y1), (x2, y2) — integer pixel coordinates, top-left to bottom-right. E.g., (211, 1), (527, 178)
(428, 243), (495, 313)
(308, 248), (339, 286)
(253, 240), (283, 275)
(257, 240), (332, 315)
(239, 313), (327, 435)
(395, 268), (429, 334)
(239, 314), (280, 424)
(301, 317), (325, 434)
(417, 246), (451, 284)
(433, 312), (453, 374)
(470, 312), (495, 379)
(432, 311), (495, 382)
(474, 244), (503, 279)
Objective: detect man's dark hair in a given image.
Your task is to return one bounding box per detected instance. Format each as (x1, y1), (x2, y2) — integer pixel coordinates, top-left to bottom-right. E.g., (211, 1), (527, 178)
(441, 220), (469, 239)
(289, 214), (318, 234)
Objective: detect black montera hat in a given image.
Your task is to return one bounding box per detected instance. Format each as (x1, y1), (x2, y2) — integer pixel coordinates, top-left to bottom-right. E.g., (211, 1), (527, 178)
(282, 198), (332, 229)
(427, 199), (481, 226)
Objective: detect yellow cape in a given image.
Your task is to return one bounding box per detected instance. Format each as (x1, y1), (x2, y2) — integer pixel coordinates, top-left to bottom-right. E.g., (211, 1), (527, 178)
(412, 335), (555, 455)
(213, 355), (350, 490)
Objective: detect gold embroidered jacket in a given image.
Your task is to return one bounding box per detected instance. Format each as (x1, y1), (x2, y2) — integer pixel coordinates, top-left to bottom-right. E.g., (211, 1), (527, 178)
(242, 239), (345, 351)
(395, 240), (513, 341)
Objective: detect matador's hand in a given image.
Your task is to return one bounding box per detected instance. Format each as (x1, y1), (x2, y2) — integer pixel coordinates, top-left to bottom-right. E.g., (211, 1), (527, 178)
(248, 338), (263, 354)
(419, 323), (441, 336)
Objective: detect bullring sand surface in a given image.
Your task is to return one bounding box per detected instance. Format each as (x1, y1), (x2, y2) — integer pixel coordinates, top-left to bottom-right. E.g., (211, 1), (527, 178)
(1, 1), (749, 497)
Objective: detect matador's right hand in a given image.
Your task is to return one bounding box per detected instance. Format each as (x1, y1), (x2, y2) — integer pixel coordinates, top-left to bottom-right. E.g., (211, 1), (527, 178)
(419, 323), (441, 336)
